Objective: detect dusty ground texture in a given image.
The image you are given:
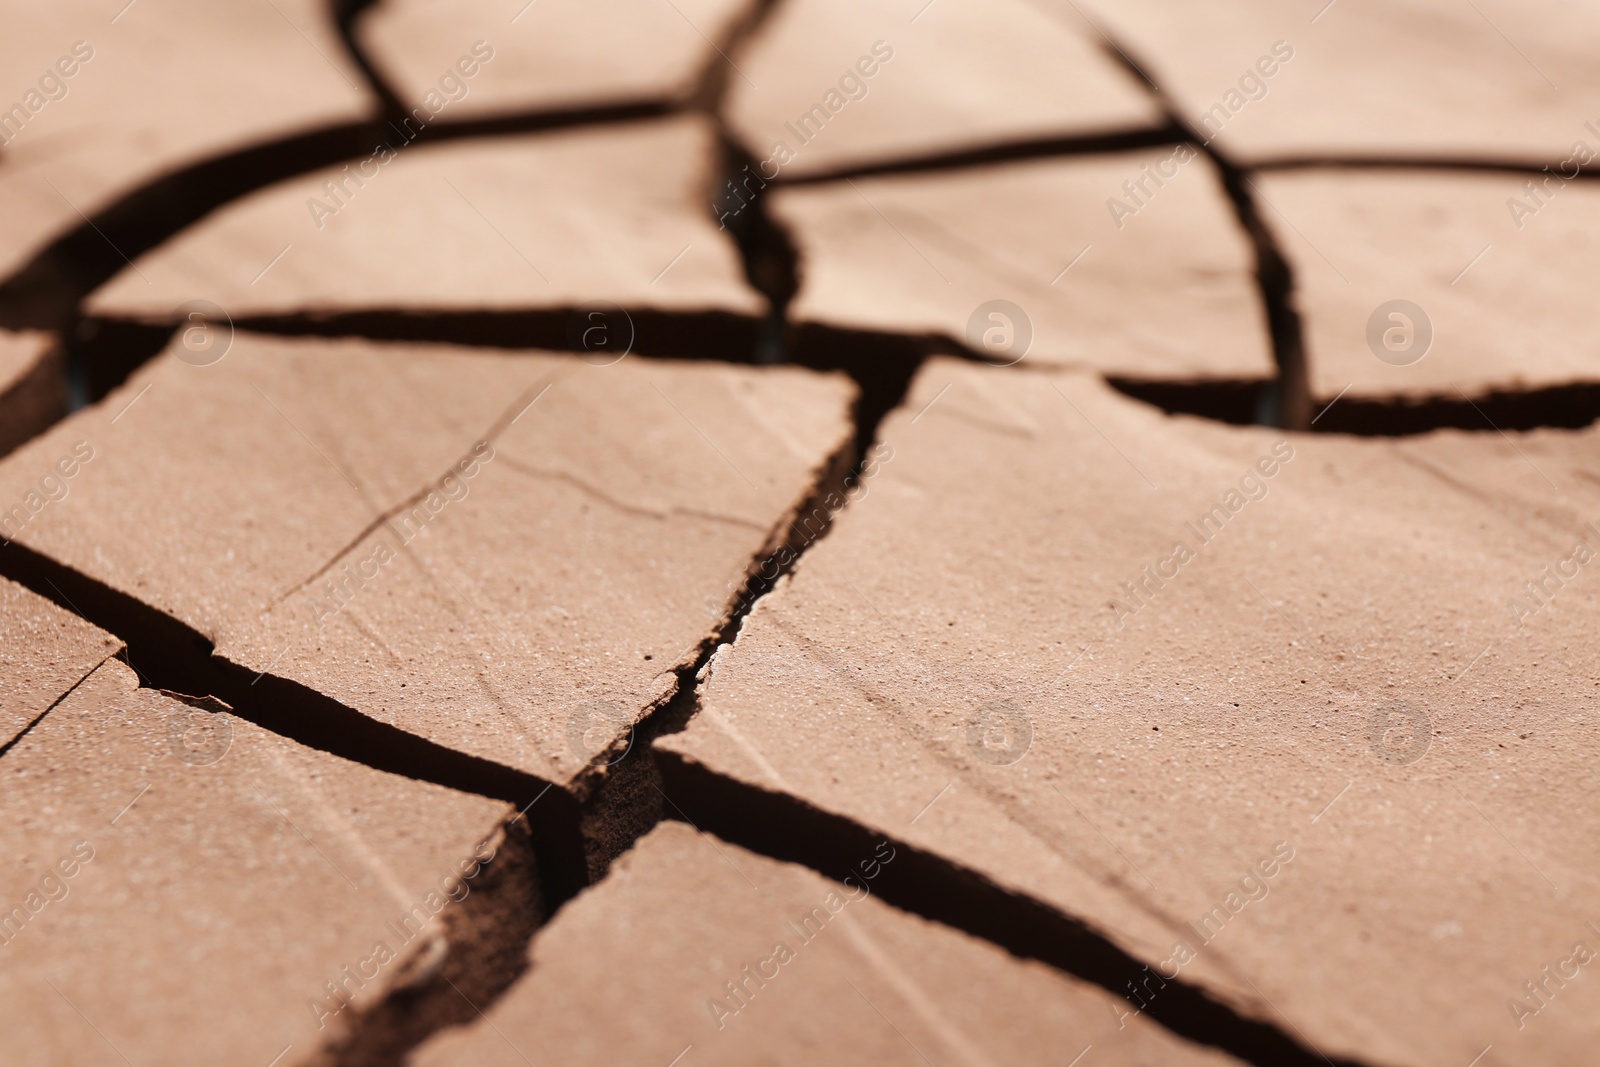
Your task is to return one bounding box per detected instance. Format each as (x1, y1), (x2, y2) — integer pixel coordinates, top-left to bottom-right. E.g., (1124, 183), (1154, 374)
(0, 2), (1596, 1066)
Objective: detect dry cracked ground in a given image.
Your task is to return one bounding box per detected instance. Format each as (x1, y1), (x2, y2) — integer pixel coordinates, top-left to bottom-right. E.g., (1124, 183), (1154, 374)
(1, 1), (1598, 1065)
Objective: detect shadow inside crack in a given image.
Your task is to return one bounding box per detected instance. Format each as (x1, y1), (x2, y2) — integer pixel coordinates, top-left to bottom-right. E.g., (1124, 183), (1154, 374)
(1072, 19), (1312, 432)
(1313, 382), (1600, 436)
(318, 815), (546, 1067)
(1252, 154), (1600, 180)
(656, 750), (1371, 1067)
(779, 124), (1187, 186)
(1109, 377), (1270, 427)
(0, 103), (674, 338)
(0, 535), (590, 909)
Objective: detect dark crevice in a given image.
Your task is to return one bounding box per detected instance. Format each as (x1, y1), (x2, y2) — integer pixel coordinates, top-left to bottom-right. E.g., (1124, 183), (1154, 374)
(656, 751), (1370, 1067)
(0, 335), (68, 458)
(780, 124), (1185, 185)
(0, 312), (905, 1063)
(332, 0), (407, 119)
(68, 318), (175, 407)
(303, 305), (889, 1052)
(1311, 382), (1600, 436)
(788, 324), (929, 459)
(685, 0), (786, 115)
(1203, 155), (1311, 431)
(71, 307), (767, 405)
(695, 0), (795, 363)
(574, 378), (867, 879)
(1080, 29), (1311, 431)
(315, 817), (545, 1067)
(227, 308), (763, 363)
(307, 346), (878, 1051)
(0, 102), (672, 340)
(1109, 377), (1268, 427)
(0, 536), (590, 911)
(1253, 154), (1600, 180)
(0, 120), (385, 335)
(7, 3), (1588, 1060)
(793, 323), (1276, 444)
(715, 133), (802, 363)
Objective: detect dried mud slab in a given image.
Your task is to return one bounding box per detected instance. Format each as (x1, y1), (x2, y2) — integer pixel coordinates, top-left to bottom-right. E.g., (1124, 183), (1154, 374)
(1078, 0), (1596, 163)
(660, 357), (1600, 1067)
(0, 575), (118, 749)
(724, 0), (1162, 180)
(0, 656), (521, 1067)
(0, 332), (854, 788)
(0, 0), (369, 285)
(1256, 169), (1600, 404)
(357, 0), (751, 117)
(87, 116), (762, 327)
(0, 331), (66, 456)
(413, 821), (1242, 1066)
(771, 151), (1273, 381)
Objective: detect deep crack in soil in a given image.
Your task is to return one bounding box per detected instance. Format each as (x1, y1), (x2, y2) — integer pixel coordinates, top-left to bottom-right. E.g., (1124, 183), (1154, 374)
(2, 1), (1597, 1064)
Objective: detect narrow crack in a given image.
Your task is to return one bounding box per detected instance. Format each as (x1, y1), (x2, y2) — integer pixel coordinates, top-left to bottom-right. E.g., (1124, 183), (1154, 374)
(495, 455), (769, 532)
(0, 120), (385, 335)
(0, 536), (590, 909)
(313, 816), (545, 1067)
(0, 652), (115, 760)
(0, 104), (671, 399)
(331, 0), (408, 119)
(1180, 152), (1312, 432)
(303, 364), (867, 1062)
(270, 375), (559, 607)
(779, 124), (1186, 186)
(1, 0), (1589, 445)
(1077, 25), (1312, 431)
(0, 300), (881, 1067)
(1254, 153), (1600, 180)
(691, 0), (799, 363)
(4, 5), (1594, 1062)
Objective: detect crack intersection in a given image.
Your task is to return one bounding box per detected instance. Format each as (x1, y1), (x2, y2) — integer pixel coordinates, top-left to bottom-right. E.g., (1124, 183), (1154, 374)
(0, 2), (1594, 1065)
